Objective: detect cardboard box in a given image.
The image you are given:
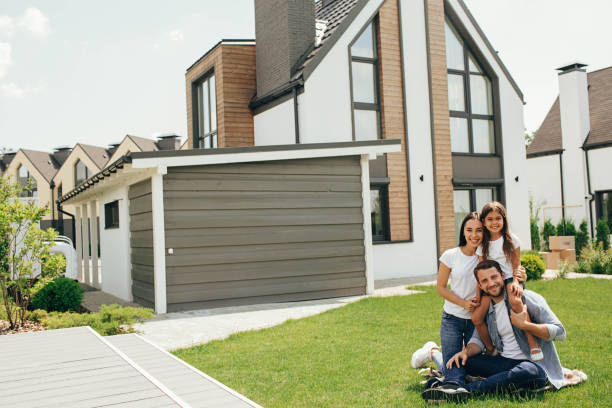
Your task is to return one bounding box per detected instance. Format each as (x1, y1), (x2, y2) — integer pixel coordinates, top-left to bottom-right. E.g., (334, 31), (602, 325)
(540, 251), (560, 270)
(557, 249), (576, 264)
(549, 236), (575, 251)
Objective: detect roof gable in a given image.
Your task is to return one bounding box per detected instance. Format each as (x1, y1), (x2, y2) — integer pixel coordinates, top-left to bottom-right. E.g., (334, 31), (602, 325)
(20, 149), (60, 183)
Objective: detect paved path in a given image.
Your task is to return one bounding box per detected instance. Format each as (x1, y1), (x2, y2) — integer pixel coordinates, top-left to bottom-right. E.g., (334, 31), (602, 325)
(136, 277), (433, 351)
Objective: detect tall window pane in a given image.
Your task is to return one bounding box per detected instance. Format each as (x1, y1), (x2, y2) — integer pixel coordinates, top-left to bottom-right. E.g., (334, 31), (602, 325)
(371, 188), (383, 237)
(75, 160), (90, 187)
(450, 117), (469, 153)
(351, 62), (376, 103)
(472, 119), (495, 154)
(197, 73), (217, 149)
(354, 110), (378, 141)
(454, 190), (470, 241)
(470, 75), (493, 115)
(468, 54), (482, 73)
(209, 75), (217, 132)
(447, 74), (465, 112)
(351, 24), (374, 58)
(201, 80), (210, 134)
(475, 188), (494, 212)
(445, 21), (464, 70)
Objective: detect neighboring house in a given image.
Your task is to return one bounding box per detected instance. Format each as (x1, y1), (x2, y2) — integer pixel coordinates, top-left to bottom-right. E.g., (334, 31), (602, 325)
(106, 134), (181, 163)
(185, 0), (530, 279)
(2, 148), (67, 223)
(527, 64), (612, 236)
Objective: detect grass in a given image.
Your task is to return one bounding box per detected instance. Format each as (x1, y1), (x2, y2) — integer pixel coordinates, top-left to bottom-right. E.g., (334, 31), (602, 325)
(173, 279), (612, 407)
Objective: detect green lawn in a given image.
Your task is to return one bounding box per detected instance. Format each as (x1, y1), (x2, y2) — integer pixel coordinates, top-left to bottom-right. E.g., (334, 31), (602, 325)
(173, 279), (612, 407)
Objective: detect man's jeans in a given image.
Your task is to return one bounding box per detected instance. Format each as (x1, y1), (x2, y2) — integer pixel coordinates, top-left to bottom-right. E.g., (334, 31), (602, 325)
(433, 312), (474, 385)
(464, 354), (548, 394)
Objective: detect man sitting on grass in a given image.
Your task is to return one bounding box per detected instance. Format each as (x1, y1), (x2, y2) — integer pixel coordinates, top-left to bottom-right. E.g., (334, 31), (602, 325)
(422, 259), (566, 402)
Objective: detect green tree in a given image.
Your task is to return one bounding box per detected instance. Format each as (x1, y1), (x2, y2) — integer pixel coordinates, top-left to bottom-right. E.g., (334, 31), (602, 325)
(0, 178), (66, 329)
(530, 218), (541, 251)
(576, 220), (589, 257)
(542, 219), (556, 251)
(596, 219), (610, 251)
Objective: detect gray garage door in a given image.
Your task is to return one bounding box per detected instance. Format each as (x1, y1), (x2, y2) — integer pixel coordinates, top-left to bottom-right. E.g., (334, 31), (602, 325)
(162, 156), (366, 312)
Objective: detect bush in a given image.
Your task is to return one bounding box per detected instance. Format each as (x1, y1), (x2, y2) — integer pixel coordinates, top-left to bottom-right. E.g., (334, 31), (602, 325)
(576, 220), (589, 257)
(556, 219), (576, 236)
(542, 220), (556, 251)
(520, 253), (545, 281)
(28, 304), (155, 336)
(596, 219), (610, 250)
(31, 277), (83, 312)
(530, 218), (541, 251)
(575, 244), (612, 274)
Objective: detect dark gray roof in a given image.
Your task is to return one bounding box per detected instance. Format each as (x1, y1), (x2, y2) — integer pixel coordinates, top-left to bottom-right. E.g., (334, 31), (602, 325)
(78, 143), (111, 169)
(527, 66), (612, 156)
(21, 149), (60, 183)
(128, 135), (159, 152)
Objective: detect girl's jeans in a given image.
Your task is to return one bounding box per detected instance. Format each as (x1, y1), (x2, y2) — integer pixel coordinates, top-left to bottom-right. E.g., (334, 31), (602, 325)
(432, 311), (475, 385)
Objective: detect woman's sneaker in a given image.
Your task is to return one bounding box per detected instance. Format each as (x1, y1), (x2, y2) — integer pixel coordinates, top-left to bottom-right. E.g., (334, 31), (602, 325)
(422, 383), (470, 403)
(411, 341), (439, 368)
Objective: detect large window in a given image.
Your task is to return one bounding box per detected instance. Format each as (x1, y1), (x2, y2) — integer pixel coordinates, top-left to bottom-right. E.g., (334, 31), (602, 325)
(596, 190), (612, 231)
(104, 200), (120, 229)
(446, 19), (495, 154)
(453, 187), (498, 242)
(370, 184), (390, 242)
(74, 160), (92, 187)
(18, 165), (37, 198)
(196, 73), (217, 149)
(350, 21), (380, 141)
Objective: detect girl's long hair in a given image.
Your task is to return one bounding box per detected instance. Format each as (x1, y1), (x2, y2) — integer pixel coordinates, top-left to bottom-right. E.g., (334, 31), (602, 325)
(480, 201), (515, 262)
(458, 212), (481, 247)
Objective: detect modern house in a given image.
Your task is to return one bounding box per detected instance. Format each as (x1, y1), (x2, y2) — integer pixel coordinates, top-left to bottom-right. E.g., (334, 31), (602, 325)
(184, 0), (530, 279)
(527, 64), (612, 236)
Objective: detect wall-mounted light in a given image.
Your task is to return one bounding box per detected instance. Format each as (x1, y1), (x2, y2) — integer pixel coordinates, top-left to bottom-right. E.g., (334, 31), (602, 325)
(515, 176), (519, 182)
(419, 174), (424, 182)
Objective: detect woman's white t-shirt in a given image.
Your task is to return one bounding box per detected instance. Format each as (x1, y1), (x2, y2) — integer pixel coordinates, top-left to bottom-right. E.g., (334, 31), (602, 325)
(439, 247), (479, 319)
(476, 233), (521, 280)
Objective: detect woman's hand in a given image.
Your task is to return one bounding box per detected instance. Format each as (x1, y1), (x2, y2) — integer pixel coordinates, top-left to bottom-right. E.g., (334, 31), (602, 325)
(513, 265), (527, 282)
(464, 298), (479, 312)
(509, 280), (524, 297)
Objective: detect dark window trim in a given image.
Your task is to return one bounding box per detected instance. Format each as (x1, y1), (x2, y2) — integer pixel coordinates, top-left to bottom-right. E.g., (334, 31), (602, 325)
(192, 68), (218, 149)
(453, 184), (502, 213)
(370, 182), (390, 242)
(595, 189), (612, 231)
(104, 200), (120, 230)
(74, 159), (92, 188)
(348, 16), (382, 142)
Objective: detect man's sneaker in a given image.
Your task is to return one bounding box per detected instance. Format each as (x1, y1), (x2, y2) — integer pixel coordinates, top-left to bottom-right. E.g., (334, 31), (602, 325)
(411, 341), (438, 368)
(423, 376), (444, 389)
(422, 383), (470, 403)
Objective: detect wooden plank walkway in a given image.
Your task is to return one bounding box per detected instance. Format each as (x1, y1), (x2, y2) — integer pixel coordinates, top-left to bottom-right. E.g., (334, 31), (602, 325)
(106, 334), (261, 408)
(0, 327), (261, 408)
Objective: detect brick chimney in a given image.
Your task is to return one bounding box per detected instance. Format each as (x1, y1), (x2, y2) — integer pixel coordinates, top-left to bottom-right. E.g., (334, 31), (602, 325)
(556, 62), (590, 222)
(52, 146), (72, 167)
(254, 0), (315, 97)
(156, 134), (181, 150)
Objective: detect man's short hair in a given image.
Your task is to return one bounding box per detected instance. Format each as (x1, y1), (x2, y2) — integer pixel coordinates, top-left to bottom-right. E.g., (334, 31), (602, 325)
(473, 259), (504, 282)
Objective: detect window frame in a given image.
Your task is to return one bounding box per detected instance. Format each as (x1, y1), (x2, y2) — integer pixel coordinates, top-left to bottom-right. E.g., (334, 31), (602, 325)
(453, 185), (500, 241)
(348, 18), (382, 142)
(446, 18), (497, 156)
(193, 70), (218, 149)
(595, 190), (612, 231)
(74, 159), (92, 187)
(370, 181), (390, 242)
(104, 200), (120, 230)
(17, 165), (37, 198)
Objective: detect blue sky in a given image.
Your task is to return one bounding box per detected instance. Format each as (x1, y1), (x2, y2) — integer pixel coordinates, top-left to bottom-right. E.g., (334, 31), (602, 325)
(1, 0), (611, 152)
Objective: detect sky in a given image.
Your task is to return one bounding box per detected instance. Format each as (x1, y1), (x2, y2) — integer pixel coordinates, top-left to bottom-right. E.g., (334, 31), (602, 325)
(0, 0), (611, 152)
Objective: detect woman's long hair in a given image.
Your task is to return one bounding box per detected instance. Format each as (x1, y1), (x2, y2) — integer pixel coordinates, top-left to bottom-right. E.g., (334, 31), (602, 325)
(458, 212), (481, 247)
(480, 201), (515, 263)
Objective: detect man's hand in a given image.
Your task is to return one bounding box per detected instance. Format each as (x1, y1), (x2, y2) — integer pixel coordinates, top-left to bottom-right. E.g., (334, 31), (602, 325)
(463, 298), (479, 312)
(446, 350), (469, 369)
(510, 304), (529, 329)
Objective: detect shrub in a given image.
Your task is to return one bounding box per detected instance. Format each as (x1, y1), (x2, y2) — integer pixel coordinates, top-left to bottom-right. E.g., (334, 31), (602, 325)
(31, 277), (83, 312)
(576, 244), (612, 274)
(596, 219), (610, 250)
(576, 220), (589, 257)
(520, 253), (545, 281)
(28, 304), (155, 336)
(530, 218), (541, 251)
(558, 260), (574, 279)
(542, 220), (556, 251)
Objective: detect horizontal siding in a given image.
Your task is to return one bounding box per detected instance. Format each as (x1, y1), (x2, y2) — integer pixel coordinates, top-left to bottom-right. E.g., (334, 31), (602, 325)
(163, 156), (366, 310)
(129, 179), (155, 306)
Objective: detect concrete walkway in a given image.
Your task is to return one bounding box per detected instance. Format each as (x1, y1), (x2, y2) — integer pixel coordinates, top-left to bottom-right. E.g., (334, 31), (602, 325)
(135, 276), (435, 351)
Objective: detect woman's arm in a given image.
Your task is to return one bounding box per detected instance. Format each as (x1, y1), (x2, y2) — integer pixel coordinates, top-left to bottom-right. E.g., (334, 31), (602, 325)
(436, 263), (477, 312)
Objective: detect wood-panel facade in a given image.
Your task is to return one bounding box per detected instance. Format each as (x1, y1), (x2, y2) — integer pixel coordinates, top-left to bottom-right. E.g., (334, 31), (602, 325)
(128, 179), (155, 308)
(378, 0), (411, 241)
(186, 43), (256, 149)
(162, 156), (366, 312)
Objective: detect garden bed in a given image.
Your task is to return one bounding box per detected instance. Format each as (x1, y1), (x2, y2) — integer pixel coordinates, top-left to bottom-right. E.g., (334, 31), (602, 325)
(0, 319), (45, 335)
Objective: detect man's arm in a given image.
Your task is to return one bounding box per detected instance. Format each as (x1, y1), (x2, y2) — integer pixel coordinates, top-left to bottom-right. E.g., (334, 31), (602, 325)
(515, 290), (566, 341)
(510, 304), (551, 340)
(446, 343), (482, 369)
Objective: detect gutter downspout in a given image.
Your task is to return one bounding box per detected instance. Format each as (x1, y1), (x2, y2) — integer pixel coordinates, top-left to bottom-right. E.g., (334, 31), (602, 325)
(293, 86), (300, 144)
(582, 146), (595, 238)
(558, 152), (566, 221)
(57, 201), (76, 248)
(50, 181), (56, 221)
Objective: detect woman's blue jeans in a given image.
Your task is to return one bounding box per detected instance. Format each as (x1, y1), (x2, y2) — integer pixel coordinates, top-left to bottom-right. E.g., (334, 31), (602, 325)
(433, 311), (475, 385)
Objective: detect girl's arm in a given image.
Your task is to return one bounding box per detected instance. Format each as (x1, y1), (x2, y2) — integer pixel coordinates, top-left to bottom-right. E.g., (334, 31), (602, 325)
(508, 246), (524, 296)
(436, 263), (478, 312)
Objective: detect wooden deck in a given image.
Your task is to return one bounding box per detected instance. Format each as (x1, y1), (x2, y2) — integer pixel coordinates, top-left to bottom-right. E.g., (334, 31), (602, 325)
(0, 327), (261, 408)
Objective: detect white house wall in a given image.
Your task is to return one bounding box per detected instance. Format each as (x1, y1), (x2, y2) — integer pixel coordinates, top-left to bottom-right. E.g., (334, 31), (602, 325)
(98, 186), (132, 302)
(254, 99), (296, 145)
(589, 147), (612, 193)
(447, 0), (530, 248)
(526, 155), (563, 226)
